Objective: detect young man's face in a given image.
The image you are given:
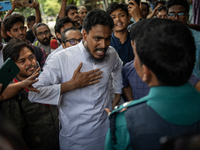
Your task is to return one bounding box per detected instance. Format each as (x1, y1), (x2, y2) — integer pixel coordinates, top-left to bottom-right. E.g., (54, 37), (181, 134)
(168, 5), (188, 24)
(157, 10), (167, 19)
(62, 30), (82, 48)
(83, 24), (112, 61)
(35, 25), (51, 45)
(110, 8), (129, 32)
(15, 47), (37, 80)
(28, 20), (35, 29)
(7, 22), (27, 41)
(78, 9), (87, 22)
(67, 9), (79, 22)
(141, 4), (148, 19)
(56, 22), (74, 40)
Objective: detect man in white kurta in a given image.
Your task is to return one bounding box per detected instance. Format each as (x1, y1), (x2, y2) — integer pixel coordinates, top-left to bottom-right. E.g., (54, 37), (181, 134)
(29, 41), (123, 149)
(29, 9), (123, 149)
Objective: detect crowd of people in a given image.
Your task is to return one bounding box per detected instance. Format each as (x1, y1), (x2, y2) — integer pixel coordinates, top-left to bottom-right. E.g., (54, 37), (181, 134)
(0, 0), (200, 150)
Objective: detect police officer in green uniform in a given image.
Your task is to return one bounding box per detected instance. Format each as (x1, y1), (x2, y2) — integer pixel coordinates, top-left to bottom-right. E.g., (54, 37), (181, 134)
(105, 18), (200, 150)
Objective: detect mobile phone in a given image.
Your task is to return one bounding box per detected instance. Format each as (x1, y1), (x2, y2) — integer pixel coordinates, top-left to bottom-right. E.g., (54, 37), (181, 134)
(16, 0), (34, 7)
(0, 1), (12, 12)
(129, 0), (140, 6)
(0, 58), (20, 93)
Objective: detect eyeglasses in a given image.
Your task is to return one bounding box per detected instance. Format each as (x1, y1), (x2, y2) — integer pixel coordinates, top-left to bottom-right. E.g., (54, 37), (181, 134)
(168, 13), (187, 19)
(65, 38), (82, 45)
(36, 31), (50, 37)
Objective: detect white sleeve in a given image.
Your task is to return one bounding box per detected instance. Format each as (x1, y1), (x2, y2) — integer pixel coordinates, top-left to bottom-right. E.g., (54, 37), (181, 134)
(28, 53), (62, 105)
(111, 50), (123, 94)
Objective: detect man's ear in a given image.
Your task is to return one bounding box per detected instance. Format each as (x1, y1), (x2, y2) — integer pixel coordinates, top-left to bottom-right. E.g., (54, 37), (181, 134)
(56, 33), (61, 39)
(131, 40), (134, 48)
(82, 29), (87, 41)
(6, 31), (12, 38)
(128, 14), (131, 24)
(62, 43), (66, 49)
(141, 64), (151, 83)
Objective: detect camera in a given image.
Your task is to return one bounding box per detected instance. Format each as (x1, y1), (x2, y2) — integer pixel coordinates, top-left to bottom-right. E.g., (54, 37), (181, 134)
(16, 0), (34, 7)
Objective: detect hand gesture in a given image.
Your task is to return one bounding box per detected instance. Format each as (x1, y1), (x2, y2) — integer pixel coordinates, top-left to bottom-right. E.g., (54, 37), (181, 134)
(128, 0), (142, 22)
(30, 1), (39, 10)
(71, 62), (103, 88)
(20, 68), (40, 93)
(11, 0), (22, 10)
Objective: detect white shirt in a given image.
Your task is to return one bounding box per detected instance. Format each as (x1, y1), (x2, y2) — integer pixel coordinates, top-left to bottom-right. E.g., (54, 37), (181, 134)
(0, 44), (6, 68)
(29, 41), (123, 150)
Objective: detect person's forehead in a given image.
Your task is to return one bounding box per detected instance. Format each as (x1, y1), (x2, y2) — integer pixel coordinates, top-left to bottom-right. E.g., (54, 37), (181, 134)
(65, 30), (82, 38)
(11, 22), (24, 29)
(158, 10), (167, 14)
(88, 24), (112, 36)
(111, 8), (127, 15)
(168, 5), (186, 13)
(79, 9), (87, 13)
(36, 25), (49, 32)
(18, 47), (33, 59)
(69, 9), (77, 14)
(63, 22), (74, 28)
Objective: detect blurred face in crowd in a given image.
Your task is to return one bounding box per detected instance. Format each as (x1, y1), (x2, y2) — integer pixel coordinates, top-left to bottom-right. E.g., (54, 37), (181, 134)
(83, 25), (112, 61)
(35, 25), (51, 45)
(110, 8), (129, 32)
(141, 4), (148, 19)
(28, 20), (35, 29)
(78, 9), (87, 22)
(157, 10), (167, 19)
(56, 22), (74, 40)
(67, 9), (79, 22)
(62, 30), (82, 48)
(15, 47), (37, 81)
(168, 5), (188, 24)
(7, 22), (27, 41)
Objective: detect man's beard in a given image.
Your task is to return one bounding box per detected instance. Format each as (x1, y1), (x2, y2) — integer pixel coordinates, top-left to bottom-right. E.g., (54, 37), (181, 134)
(85, 44), (109, 63)
(39, 37), (50, 46)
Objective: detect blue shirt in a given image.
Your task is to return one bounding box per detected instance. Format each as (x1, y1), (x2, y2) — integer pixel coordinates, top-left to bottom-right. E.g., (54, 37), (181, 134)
(190, 28), (200, 78)
(110, 32), (134, 65)
(122, 60), (200, 100)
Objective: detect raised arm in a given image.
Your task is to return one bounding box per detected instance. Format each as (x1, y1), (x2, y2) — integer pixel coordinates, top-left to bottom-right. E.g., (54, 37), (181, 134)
(58, 0), (67, 18)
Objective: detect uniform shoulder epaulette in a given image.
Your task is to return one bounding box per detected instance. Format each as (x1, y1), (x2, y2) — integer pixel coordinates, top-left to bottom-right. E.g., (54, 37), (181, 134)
(109, 98), (147, 118)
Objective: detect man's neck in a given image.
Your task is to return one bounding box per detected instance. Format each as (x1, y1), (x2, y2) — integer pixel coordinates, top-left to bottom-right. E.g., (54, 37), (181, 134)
(74, 22), (81, 29)
(16, 75), (26, 81)
(114, 30), (128, 44)
(79, 20), (83, 26)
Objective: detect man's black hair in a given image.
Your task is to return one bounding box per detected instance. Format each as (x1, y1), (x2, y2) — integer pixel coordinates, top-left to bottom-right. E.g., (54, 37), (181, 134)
(166, 0), (189, 14)
(65, 5), (77, 16)
(54, 17), (74, 34)
(34, 23), (50, 35)
(61, 27), (81, 43)
(157, 5), (167, 12)
(130, 18), (195, 86)
(154, 0), (167, 8)
(3, 39), (34, 62)
(141, 2), (150, 15)
(106, 2), (129, 17)
(27, 15), (35, 25)
(3, 14), (25, 32)
(83, 9), (114, 33)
